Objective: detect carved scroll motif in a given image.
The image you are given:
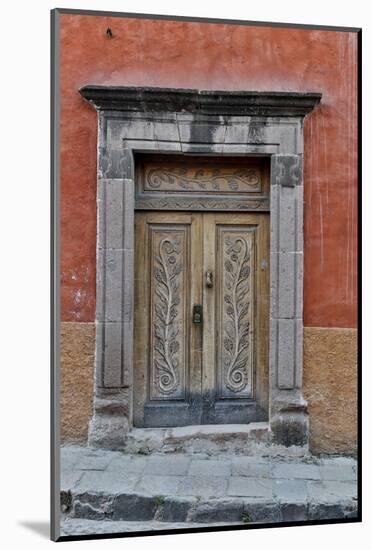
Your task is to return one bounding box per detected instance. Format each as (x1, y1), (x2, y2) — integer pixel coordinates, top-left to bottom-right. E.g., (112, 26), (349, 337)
(222, 235), (251, 393)
(136, 196), (269, 212)
(153, 236), (183, 395)
(144, 165), (261, 193)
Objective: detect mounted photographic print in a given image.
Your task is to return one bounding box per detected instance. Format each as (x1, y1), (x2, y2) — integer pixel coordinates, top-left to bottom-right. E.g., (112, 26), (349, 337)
(51, 8), (361, 541)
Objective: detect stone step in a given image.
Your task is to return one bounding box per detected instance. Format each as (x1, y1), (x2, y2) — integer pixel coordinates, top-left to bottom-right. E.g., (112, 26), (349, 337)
(60, 445), (358, 528)
(62, 488), (357, 525)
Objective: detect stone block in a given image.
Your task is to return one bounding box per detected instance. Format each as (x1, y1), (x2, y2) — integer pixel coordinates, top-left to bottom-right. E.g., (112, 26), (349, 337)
(74, 453), (115, 472)
(74, 471), (139, 494)
(277, 319), (295, 389)
(122, 180), (135, 250)
(112, 494), (157, 521)
(189, 498), (244, 523)
(280, 502), (307, 522)
(279, 186), (299, 253)
(153, 120), (181, 143)
(277, 253), (296, 318)
(104, 250), (123, 322)
(271, 154), (302, 187)
(272, 463), (320, 480)
(307, 480), (357, 503)
(144, 455), (191, 476)
(157, 497), (195, 522)
(270, 410), (309, 447)
(231, 457), (270, 478)
(294, 319), (303, 387)
(107, 455), (147, 474)
(188, 459), (231, 477)
(319, 464), (357, 482)
(177, 476), (228, 497)
(308, 502), (348, 521)
(273, 479), (308, 501)
(135, 475), (180, 495)
(60, 470), (84, 493)
(242, 500), (281, 523)
(227, 477), (273, 499)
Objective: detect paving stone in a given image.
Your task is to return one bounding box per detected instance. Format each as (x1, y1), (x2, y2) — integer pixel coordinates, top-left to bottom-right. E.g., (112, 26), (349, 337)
(319, 465), (356, 481)
(144, 455), (190, 476)
(177, 476), (228, 497)
(106, 455), (147, 474)
(228, 477), (273, 499)
(232, 457), (270, 478)
(74, 471), (139, 494)
(273, 479), (308, 502)
(307, 481), (357, 503)
(74, 454), (115, 471)
(60, 518), (241, 536)
(188, 459), (231, 477)
(61, 470), (84, 492)
(135, 475), (180, 495)
(272, 463), (321, 480)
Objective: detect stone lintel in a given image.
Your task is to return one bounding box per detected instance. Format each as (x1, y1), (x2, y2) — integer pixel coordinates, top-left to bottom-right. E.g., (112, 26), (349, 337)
(80, 85), (321, 117)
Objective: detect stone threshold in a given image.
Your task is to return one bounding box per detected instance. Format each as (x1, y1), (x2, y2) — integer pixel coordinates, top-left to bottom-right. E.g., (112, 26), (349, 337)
(122, 423), (307, 456)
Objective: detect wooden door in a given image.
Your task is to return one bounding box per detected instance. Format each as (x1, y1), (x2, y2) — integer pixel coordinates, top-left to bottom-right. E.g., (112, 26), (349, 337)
(134, 212), (269, 427)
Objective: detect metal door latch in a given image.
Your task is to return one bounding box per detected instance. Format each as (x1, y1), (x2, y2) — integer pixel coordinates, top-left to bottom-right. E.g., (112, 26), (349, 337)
(206, 270), (213, 288)
(192, 304), (203, 324)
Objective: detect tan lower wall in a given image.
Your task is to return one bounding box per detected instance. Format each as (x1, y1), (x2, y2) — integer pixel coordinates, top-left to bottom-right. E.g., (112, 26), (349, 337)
(60, 322), (95, 442)
(59, 322), (357, 454)
(303, 327), (357, 455)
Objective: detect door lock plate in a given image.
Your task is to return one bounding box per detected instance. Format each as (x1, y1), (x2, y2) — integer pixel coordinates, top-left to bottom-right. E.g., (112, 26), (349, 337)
(193, 304), (203, 324)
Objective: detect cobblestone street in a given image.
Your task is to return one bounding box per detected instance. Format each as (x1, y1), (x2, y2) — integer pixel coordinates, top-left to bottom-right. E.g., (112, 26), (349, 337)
(60, 445), (358, 535)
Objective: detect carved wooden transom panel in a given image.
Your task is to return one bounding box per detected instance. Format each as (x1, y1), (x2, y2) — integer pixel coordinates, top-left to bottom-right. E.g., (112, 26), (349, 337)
(135, 155), (270, 212)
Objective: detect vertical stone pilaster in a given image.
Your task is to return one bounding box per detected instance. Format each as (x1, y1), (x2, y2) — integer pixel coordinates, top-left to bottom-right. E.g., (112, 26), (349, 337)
(89, 159), (135, 448)
(269, 154), (308, 447)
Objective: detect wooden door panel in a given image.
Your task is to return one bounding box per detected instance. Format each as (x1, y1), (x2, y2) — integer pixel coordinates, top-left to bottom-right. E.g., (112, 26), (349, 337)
(203, 213), (270, 424)
(149, 224), (189, 400)
(134, 210), (269, 427)
(134, 212), (203, 427)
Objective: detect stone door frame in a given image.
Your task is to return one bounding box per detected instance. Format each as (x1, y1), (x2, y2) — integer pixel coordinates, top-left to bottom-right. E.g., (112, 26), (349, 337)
(79, 86), (321, 449)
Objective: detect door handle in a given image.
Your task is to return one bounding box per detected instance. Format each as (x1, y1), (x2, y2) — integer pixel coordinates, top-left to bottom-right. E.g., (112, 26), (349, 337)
(205, 270), (213, 288)
(192, 304), (203, 324)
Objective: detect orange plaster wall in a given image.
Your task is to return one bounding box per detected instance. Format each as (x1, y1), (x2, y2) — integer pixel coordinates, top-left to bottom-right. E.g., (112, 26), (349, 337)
(59, 14), (358, 328)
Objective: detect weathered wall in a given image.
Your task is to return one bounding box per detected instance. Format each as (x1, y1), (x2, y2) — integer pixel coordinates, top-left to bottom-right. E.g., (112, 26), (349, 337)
(60, 322), (95, 441)
(303, 327), (357, 454)
(59, 14), (358, 451)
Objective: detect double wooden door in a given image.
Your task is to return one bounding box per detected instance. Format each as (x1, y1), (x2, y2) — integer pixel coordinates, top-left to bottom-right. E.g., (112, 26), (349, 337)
(134, 211), (269, 427)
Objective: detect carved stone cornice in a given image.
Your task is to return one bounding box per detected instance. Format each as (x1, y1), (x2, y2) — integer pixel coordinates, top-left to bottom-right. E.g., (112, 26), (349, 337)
(80, 85), (321, 117)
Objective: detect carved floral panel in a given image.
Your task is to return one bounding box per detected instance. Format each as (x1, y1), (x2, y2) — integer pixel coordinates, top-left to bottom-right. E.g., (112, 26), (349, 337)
(217, 227), (255, 398)
(142, 163), (262, 194)
(149, 226), (188, 400)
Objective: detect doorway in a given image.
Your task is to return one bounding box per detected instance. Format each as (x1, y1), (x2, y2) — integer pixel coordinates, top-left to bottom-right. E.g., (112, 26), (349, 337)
(134, 211), (269, 427)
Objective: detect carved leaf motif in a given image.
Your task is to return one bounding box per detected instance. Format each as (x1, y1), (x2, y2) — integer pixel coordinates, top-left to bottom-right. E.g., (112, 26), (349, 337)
(222, 235), (251, 393)
(146, 167), (260, 192)
(153, 236), (182, 395)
